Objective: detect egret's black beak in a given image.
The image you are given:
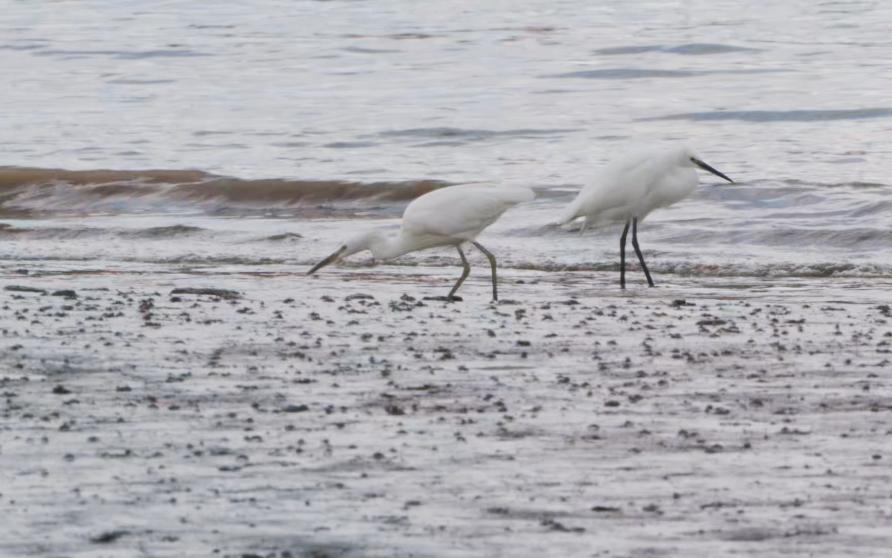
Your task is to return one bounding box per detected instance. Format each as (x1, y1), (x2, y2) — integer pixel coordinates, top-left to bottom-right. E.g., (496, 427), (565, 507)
(691, 157), (734, 184)
(308, 246), (346, 275)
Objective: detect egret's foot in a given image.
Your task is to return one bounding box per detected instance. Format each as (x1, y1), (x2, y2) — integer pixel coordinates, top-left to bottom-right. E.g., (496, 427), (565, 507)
(423, 295), (463, 302)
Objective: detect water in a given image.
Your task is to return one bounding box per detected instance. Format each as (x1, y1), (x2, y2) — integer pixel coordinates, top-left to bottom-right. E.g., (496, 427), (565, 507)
(2, 0), (892, 279)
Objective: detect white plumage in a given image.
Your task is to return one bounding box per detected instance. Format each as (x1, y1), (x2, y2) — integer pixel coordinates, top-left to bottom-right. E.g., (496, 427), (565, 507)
(561, 145), (733, 288)
(403, 184), (534, 243)
(308, 184), (535, 300)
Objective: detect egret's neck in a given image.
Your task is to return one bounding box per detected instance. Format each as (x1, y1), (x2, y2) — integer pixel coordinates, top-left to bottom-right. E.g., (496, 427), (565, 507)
(369, 232), (416, 261)
(663, 166), (699, 203)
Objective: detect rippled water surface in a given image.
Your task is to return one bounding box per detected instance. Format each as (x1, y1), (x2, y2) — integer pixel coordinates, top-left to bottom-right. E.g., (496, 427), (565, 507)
(2, 0), (892, 277)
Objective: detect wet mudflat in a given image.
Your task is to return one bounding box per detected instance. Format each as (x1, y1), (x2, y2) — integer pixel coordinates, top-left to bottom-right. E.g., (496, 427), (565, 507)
(2, 267), (891, 557)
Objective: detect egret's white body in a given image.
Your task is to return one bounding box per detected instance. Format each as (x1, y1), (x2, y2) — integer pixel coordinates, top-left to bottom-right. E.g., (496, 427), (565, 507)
(308, 184), (535, 300)
(560, 145), (733, 287)
(561, 147), (700, 228)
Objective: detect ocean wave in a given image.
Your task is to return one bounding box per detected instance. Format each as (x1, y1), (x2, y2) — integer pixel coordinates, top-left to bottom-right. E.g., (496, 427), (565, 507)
(0, 167), (448, 216)
(551, 68), (699, 79)
(34, 48), (211, 60)
(376, 127), (578, 142)
(549, 68), (785, 80)
(659, 227), (892, 249)
(639, 108), (892, 122)
(0, 224), (209, 240)
(594, 43), (759, 56)
(126, 225), (207, 239)
(261, 232), (304, 242)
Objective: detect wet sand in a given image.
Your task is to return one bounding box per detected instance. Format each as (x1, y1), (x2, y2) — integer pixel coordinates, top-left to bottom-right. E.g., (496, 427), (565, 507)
(2, 266), (891, 557)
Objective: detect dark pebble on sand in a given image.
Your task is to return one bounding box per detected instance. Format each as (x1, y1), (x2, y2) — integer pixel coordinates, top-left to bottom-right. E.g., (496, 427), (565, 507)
(4, 285), (47, 294)
(422, 295), (461, 302)
(282, 404), (309, 413)
(346, 293), (375, 301)
(591, 505), (621, 513)
(90, 530), (129, 544)
(170, 288), (241, 300)
(51, 290), (77, 299)
(541, 518), (585, 533)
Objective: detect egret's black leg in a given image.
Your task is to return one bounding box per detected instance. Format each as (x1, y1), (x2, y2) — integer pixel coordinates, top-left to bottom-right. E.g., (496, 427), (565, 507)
(631, 217), (655, 287)
(472, 241), (498, 301)
(447, 245), (471, 299)
(619, 220), (631, 289)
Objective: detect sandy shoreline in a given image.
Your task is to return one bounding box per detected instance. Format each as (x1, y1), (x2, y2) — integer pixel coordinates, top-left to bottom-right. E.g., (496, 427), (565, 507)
(2, 265), (891, 557)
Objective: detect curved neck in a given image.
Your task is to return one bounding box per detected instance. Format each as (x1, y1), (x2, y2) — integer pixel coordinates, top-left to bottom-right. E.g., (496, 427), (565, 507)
(369, 232), (416, 261)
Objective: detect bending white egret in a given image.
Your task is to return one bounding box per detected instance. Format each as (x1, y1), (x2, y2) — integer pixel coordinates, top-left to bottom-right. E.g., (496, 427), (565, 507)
(308, 184), (535, 300)
(559, 145), (734, 288)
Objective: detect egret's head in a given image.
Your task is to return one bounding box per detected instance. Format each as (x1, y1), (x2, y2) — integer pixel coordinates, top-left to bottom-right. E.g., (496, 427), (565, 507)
(678, 146), (734, 184)
(307, 230), (383, 275)
(675, 146), (698, 164)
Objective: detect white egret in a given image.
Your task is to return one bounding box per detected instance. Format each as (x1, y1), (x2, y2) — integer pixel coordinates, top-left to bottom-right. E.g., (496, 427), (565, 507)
(308, 184), (535, 300)
(559, 145), (734, 288)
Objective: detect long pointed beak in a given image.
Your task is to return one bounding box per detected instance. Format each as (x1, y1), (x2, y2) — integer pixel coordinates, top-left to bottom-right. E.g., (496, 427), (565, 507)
(692, 158), (734, 184)
(307, 246), (346, 275)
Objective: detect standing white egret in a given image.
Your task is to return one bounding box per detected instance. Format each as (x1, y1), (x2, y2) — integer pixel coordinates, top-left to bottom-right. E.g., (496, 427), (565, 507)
(308, 184), (535, 300)
(559, 145), (734, 288)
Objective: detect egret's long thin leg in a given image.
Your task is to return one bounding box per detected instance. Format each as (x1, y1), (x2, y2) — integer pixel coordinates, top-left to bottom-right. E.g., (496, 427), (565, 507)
(447, 245), (471, 299)
(619, 220), (631, 289)
(472, 241), (498, 301)
(631, 217), (655, 287)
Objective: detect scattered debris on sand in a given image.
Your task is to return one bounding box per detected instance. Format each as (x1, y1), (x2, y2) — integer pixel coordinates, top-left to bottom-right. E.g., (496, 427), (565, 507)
(2, 267), (891, 557)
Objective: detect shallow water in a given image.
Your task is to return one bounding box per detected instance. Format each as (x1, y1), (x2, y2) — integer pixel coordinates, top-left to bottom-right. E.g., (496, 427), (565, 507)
(2, 1), (892, 276)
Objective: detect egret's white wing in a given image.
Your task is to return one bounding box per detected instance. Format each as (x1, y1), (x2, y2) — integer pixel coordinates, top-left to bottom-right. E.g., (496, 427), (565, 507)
(560, 148), (665, 225)
(402, 185), (534, 241)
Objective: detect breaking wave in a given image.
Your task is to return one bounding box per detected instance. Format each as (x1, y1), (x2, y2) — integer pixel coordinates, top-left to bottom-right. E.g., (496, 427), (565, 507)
(0, 167), (448, 217)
